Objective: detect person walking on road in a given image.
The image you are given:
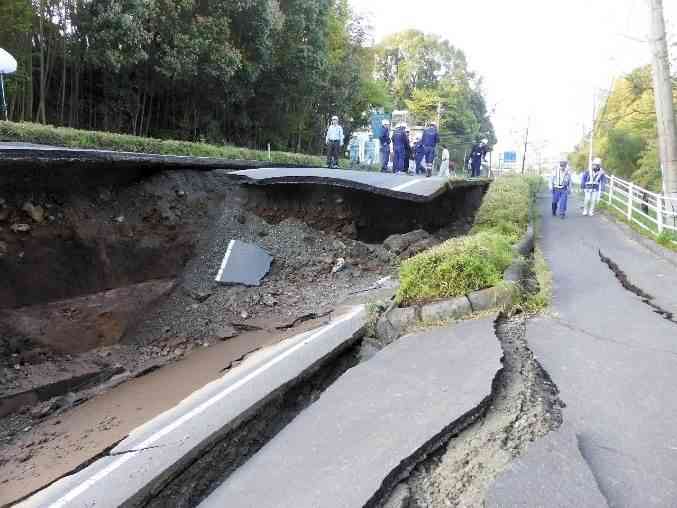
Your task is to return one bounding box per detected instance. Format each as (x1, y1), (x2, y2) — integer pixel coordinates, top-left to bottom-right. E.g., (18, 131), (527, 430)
(551, 160), (572, 219)
(582, 157), (605, 216)
(439, 145), (450, 177)
(379, 120), (391, 172)
(326, 115), (344, 169)
(468, 138), (489, 178)
(421, 122), (440, 177)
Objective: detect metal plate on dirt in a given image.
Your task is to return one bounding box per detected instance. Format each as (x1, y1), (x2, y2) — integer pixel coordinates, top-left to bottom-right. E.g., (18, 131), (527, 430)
(215, 240), (272, 286)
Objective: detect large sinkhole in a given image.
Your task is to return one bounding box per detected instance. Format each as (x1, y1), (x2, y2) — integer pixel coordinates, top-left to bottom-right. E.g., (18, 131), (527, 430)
(0, 167), (487, 361)
(238, 181), (488, 243)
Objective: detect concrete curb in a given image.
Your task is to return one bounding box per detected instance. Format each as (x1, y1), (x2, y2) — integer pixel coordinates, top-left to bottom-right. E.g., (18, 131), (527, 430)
(376, 226), (535, 342)
(15, 306), (367, 508)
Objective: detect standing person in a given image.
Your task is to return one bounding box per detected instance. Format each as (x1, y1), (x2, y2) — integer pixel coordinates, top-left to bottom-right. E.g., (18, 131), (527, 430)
(379, 120), (391, 172)
(392, 123), (408, 174)
(439, 145), (450, 177)
(551, 160), (572, 219)
(365, 133), (376, 166)
(404, 128), (413, 174)
(414, 137), (425, 175)
(468, 138), (489, 177)
(582, 157), (605, 216)
(421, 122), (440, 177)
(325, 115), (344, 169)
(348, 134), (360, 168)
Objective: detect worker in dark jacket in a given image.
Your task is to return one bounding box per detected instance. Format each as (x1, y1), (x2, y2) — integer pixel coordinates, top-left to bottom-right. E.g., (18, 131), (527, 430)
(468, 138), (489, 177)
(421, 122), (440, 177)
(379, 120), (391, 172)
(414, 137), (425, 175)
(392, 123), (409, 174)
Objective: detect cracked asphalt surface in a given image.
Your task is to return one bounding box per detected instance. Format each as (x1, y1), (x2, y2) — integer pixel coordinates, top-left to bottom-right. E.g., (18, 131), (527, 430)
(486, 194), (677, 507)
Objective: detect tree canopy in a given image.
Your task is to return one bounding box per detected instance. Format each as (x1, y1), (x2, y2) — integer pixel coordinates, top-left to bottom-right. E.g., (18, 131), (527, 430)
(2, 2), (494, 156)
(570, 65), (677, 191)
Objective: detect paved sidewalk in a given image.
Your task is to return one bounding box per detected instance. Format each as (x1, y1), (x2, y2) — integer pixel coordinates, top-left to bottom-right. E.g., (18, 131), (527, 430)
(487, 194), (677, 507)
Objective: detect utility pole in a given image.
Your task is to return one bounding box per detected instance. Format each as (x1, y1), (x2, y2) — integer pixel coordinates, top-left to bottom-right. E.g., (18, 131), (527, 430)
(588, 93), (596, 173)
(521, 118), (529, 175)
(647, 0), (677, 199)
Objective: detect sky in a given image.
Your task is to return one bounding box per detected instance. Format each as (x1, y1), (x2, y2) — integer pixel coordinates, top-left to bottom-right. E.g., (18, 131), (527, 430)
(349, 0), (677, 162)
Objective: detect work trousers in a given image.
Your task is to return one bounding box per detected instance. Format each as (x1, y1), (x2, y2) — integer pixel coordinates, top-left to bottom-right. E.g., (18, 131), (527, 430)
(327, 141), (341, 168)
(380, 145), (390, 171)
(583, 189), (600, 215)
(393, 148), (406, 173)
(552, 188), (568, 217)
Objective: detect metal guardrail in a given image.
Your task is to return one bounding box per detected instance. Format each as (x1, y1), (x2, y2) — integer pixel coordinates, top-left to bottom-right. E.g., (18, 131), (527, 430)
(603, 174), (677, 240)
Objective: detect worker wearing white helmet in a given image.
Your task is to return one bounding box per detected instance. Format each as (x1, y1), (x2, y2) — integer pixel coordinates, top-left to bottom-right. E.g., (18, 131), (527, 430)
(325, 115), (344, 169)
(551, 160), (572, 219)
(581, 157), (605, 216)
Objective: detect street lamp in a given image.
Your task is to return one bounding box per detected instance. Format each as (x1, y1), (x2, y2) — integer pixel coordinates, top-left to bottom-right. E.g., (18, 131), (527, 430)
(0, 48), (18, 121)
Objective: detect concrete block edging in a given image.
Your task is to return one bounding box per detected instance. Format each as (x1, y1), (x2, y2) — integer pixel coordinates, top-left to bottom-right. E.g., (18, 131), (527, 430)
(377, 226), (535, 342)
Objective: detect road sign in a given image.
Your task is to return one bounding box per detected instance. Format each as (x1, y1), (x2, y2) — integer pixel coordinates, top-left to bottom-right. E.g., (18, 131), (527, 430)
(504, 151), (517, 163)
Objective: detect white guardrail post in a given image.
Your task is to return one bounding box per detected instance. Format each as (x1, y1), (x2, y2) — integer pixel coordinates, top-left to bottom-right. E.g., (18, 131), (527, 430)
(657, 195), (664, 234)
(608, 176), (615, 204)
(627, 181), (634, 221)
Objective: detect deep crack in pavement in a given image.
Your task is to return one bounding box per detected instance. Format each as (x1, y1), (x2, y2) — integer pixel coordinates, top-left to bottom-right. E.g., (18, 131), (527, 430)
(386, 314), (564, 508)
(599, 250), (677, 325)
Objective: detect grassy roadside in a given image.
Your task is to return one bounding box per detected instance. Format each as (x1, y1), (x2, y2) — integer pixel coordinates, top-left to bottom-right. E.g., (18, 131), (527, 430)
(597, 196), (677, 252)
(0, 121), (327, 167)
(396, 176), (537, 306)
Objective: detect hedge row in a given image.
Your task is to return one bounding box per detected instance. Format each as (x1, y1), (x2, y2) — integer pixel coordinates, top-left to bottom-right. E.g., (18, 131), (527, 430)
(0, 121), (326, 167)
(397, 176), (537, 305)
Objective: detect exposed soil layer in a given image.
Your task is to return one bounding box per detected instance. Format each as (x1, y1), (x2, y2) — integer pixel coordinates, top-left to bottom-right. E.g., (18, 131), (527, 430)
(242, 182), (487, 243)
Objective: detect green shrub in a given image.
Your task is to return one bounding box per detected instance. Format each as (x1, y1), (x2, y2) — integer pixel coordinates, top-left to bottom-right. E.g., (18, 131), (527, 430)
(471, 176), (532, 242)
(0, 120), (326, 167)
(396, 176), (536, 305)
(396, 231), (514, 305)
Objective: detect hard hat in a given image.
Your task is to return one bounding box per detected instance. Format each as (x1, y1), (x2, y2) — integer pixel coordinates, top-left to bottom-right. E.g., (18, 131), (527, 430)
(482, 138), (489, 144)
(593, 157), (602, 165)
(382, 119), (390, 125)
(331, 115), (338, 121)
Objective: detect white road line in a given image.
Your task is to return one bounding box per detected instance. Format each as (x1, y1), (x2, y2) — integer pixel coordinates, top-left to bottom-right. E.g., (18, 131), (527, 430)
(47, 306), (364, 508)
(215, 239), (235, 282)
(392, 178), (426, 192)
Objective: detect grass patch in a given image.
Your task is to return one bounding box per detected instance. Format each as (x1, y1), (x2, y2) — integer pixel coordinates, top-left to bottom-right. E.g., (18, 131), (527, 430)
(522, 248), (552, 313)
(396, 175), (535, 305)
(0, 120), (327, 167)
(470, 176), (532, 242)
(598, 198), (677, 252)
(397, 231), (514, 305)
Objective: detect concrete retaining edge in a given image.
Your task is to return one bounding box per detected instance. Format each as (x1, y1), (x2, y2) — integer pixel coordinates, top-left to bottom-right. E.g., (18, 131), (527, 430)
(14, 306), (367, 508)
(376, 225), (535, 343)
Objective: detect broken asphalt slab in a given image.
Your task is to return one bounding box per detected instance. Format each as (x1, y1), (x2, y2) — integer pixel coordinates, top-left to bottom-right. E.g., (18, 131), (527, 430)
(486, 422), (609, 508)
(200, 316), (502, 508)
(226, 167), (486, 203)
(14, 306), (366, 508)
(214, 240), (272, 286)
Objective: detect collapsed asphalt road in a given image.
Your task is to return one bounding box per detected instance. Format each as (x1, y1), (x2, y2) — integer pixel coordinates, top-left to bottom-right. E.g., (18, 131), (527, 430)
(486, 194), (677, 507)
